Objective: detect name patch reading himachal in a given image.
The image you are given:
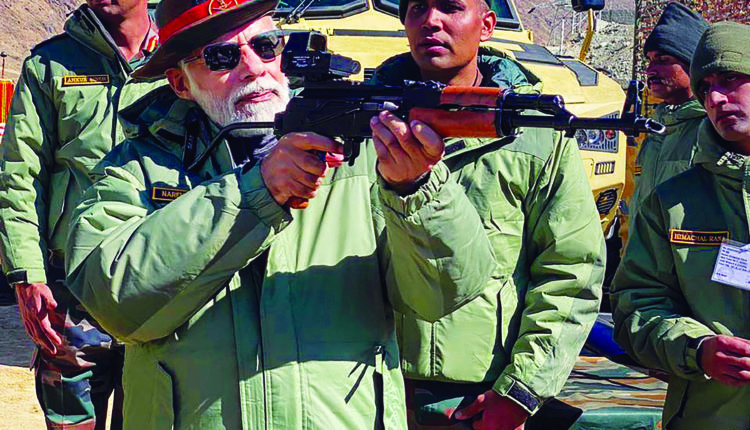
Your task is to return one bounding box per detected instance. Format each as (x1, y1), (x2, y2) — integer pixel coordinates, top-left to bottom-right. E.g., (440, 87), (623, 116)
(62, 75), (110, 87)
(152, 187), (187, 202)
(669, 229), (729, 246)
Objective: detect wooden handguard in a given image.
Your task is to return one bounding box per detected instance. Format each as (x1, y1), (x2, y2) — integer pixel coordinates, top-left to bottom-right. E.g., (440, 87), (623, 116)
(409, 108), (498, 138)
(439, 86), (505, 107)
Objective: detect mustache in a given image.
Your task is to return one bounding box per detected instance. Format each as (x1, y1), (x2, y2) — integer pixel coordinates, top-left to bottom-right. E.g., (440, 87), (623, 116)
(230, 76), (287, 106)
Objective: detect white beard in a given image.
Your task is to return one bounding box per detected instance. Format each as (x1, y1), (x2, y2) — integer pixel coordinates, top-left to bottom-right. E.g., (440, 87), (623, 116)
(184, 71), (291, 139)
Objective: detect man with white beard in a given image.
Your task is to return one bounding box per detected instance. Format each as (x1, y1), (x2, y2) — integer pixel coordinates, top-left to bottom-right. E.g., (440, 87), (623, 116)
(63, 0), (495, 428)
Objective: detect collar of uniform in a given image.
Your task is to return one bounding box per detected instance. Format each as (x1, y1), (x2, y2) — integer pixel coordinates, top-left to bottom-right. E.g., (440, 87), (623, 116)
(693, 117), (747, 179)
(654, 98), (706, 126)
(144, 97), (238, 174)
(130, 19), (160, 66)
(65, 4), (120, 64)
(371, 46), (535, 90)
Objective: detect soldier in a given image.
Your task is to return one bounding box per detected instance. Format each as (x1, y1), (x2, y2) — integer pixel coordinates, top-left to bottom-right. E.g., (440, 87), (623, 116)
(369, 0), (605, 428)
(63, 0), (495, 428)
(612, 21), (750, 430)
(0, 1), (162, 428)
(627, 2), (709, 227)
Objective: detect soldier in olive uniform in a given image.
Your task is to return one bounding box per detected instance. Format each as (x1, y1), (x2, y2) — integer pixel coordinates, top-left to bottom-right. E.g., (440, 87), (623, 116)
(0, 1), (162, 428)
(612, 21), (750, 430)
(620, 2), (708, 246)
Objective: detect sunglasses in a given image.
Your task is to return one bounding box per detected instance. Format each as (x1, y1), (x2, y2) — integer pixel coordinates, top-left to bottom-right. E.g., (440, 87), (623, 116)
(182, 30), (285, 71)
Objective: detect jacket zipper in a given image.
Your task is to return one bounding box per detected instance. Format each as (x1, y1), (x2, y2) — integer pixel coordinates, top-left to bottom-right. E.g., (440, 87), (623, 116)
(253, 252), (271, 430)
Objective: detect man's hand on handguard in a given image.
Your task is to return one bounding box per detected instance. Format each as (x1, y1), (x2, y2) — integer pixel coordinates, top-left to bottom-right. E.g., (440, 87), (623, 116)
(15, 283), (62, 355)
(454, 390), (529, 430)
(261, 132), (344, 207)
(699, 335), (750, 386)
(370, 111), (444, 195)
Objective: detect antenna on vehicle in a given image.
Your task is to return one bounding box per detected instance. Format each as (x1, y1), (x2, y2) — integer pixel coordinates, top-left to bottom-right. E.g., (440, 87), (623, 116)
(0, 52), (7, 79)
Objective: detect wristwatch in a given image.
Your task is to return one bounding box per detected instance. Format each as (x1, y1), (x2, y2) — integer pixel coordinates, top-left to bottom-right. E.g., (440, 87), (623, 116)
(686, 335), (711, 377)
(498, 379), (543, 414)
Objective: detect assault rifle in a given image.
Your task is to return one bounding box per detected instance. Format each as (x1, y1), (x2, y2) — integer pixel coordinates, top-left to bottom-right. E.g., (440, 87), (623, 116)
(189, 31), (664, 207)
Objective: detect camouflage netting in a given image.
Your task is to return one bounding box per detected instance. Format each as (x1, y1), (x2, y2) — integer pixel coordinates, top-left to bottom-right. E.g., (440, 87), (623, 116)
(633, 0), (750, 80)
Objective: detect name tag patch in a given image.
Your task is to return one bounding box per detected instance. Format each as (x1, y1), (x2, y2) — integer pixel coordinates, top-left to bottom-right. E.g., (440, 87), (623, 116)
(151, 187), (187, 203)
(61, 74), (110, 87)
(669, 229), (729, 246)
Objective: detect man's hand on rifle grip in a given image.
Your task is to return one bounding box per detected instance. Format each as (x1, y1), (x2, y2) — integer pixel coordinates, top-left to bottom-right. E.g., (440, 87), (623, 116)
(261, 132), (343, 209)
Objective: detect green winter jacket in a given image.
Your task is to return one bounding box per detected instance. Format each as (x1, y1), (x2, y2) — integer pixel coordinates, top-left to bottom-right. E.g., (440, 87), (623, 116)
(612, 119), (750, 430)
(0, 5), (164, 284)
(629, 99), (705, 221)
(64, 87), (496, 429)
(371, 50), (605, 413)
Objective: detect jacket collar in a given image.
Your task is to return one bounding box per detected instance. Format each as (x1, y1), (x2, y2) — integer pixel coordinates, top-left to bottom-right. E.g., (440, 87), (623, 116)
(653, 98), (706, 126)
(119, 87), (237, 175)
(693, 118), (748, 180)
(64, 4), (145, 74)
(371, 46), (540, 90)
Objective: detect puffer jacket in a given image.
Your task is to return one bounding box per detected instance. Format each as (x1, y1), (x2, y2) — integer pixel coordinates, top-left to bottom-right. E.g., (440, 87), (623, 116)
(64, 87), (496, 429)
(371, 48), (605, 413)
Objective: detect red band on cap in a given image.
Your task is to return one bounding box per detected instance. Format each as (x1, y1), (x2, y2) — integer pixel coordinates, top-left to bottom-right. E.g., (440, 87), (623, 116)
(159, 0), (250, 43)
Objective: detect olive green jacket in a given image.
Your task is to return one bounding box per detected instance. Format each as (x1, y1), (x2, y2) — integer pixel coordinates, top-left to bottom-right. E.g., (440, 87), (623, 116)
(372, 50), (605, 413)
(612, 119), (750, 429)
(629, 98), (705, 221)
(0, 5), (164, 284)
(64, 88), (495, 429)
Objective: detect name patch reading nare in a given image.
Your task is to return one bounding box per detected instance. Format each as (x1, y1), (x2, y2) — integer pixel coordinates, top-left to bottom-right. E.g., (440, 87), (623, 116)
(151, 187), (187, 203)
(61, 75), (110, 87)
(669, 229), (729, 246)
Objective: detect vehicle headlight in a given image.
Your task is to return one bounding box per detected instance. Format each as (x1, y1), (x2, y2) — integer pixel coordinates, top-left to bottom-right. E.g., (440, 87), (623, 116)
(574, 111), (619, 153)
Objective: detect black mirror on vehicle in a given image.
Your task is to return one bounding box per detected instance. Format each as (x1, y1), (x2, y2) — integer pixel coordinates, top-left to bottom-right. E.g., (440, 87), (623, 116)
(571, 0), (605, 12)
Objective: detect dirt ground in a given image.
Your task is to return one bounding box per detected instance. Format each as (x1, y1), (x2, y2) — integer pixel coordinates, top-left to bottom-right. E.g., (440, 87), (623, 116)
(0, 305), (45, 430)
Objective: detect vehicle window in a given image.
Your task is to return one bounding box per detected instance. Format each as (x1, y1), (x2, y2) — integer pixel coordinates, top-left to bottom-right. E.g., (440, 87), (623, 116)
(276, 0), (368, 19)
(372, 0), (520, 29)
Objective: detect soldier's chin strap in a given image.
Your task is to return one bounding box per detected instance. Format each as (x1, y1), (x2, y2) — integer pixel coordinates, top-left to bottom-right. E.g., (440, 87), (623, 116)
(181, 108), (203, 170)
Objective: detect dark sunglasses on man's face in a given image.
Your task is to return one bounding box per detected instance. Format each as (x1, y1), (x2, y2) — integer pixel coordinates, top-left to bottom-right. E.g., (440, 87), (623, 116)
(182, 30), (285, 71)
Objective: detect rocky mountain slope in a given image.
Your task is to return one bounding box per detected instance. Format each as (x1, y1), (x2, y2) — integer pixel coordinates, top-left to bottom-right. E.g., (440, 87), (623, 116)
(0, 0), (78, 81)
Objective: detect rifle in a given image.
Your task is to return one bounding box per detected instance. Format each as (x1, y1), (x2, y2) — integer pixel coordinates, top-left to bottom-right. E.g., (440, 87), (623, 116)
(189, 31), (664, 208)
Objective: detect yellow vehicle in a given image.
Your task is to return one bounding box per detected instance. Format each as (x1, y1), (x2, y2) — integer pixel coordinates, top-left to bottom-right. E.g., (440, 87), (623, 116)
(276, 0), (628, 235)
